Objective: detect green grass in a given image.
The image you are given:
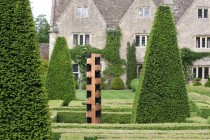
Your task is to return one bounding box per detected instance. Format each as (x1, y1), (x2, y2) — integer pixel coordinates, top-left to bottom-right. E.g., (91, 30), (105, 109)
(76, 90), (135, 100)
(48, 100), (64, 108)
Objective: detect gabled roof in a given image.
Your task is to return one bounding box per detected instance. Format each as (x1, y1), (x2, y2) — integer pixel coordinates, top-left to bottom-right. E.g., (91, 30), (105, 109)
(51, 0), (196, 27)
(93, 0), (134, 28)
(52, 0), (72, 26)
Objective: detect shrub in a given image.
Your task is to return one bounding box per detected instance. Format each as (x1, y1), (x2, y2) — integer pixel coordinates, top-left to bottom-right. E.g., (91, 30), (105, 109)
(130, 79), (139, 92)
(193, 78), (202, 86)
(75, 80), (79, 89)
(126, 42), (137, 88)
(82, 82), (86, 90)
(132, 6), (190, 123)
(204, 78), (210, 87)
(110, 77), (125, 90)
(0, 0), (51, 138)
(188, 99), (200, 116)
(46, 37), (75, 106)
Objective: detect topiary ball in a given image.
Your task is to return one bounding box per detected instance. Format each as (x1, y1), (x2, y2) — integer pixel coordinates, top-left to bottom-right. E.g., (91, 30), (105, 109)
(110, 77), (125, 90)
(193, 81), (202, 86)
(130, 79), (139, 92)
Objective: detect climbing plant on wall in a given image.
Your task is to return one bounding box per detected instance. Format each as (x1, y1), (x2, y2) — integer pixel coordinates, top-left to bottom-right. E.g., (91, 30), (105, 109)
(180, 48), (210, 81)
(102, 27), (125, 78)
(70, 45), (101, 81)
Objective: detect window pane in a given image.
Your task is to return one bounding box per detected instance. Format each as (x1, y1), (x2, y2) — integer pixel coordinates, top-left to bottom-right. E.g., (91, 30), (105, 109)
(196, 37), (200, 48)
(198, 67), (203, 79)
(198, 9), (202, 18)
(202, 38), (206, 48)
(204, 67), (209, 79)
(204, 9), (208, 18)
(141, 36), (146, 46)
(135, 35), (140, 46)
(76, 7), (82, 17)
(82, 8), (88, 17)
(73, 34), (78, 45)
(139, 8), (143, 17)
(193, 68), (196, 78)
(207, 37), (210, 48)
(85, 34), (90, 45)
(144, 8), (149, 17)
(73, 64), (79, 72)
(80, 35), (83, 45)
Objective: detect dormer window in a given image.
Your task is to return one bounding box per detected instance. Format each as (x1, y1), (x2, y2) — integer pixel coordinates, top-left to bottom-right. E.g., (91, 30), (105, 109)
(198, 9), (208, 18)
(139, 7), (149, 18)
(76, 7), (88, 18)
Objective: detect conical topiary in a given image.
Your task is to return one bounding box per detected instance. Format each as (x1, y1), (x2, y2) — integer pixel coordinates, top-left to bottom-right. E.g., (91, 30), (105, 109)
(46, 37), (75, 106)
(132, 6), (190, 123)
(0, 0), (51, 139)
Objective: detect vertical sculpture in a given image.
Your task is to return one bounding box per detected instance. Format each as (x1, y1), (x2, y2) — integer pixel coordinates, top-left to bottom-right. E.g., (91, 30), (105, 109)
(86, 54), (102, 123)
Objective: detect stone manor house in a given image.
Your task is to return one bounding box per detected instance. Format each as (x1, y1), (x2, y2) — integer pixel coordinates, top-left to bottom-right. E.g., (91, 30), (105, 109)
(49, 0), (210, 83)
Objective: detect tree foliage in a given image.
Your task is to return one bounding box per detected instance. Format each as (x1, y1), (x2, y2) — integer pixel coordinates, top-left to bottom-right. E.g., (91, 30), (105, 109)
(0, 0), (51, 139)
(132, 6), (190, 123)
(35, 14), (50, 43)
(126, 42), (137, 88)
(46, 37), (75, 106)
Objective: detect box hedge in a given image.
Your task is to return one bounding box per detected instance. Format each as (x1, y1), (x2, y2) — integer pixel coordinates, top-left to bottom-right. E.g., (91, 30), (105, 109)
(132, 6), (190, 123)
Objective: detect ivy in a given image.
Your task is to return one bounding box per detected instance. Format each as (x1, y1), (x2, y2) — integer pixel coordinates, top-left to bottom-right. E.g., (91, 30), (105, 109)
(102, 27), (125, 78)
(180, 48), (210, 81)
(70, 27), (124, 82)
(69, 45), (101, 81)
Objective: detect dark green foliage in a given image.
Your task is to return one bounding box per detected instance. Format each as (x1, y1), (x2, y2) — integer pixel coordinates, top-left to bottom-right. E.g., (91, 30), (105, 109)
(132, 6), (190, 123)
(82, 82), (86, 90)
(70, 45), (101, 80)
(40, 59), (49, 83)
(180, 48), (210, 81)
(126, 42), (137, 88)
(102, 27), (125, 78)
(193, 78), (202, 86)
(130, 79), (139, 92)
(208, 116), (210, 124)
(200, 109), (210, 119)
(204, 78), (210, 87)
(75, 80), (79, 89)
(46, 37), (75, 106)
(110, 77), (125, 90)
(0, 0), (51, 139)
(84, 136), (98, 140)
(35, 15), (50, 43)
(52, 133), (61, 140)
(56, 112), (131, 124)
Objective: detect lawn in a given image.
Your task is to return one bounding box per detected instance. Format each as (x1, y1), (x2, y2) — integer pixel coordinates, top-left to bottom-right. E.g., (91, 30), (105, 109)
(76, 89), (135, 100)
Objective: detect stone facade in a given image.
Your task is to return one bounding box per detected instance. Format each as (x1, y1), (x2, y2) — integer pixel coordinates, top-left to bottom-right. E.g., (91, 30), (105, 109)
(50, 0), (210, 83)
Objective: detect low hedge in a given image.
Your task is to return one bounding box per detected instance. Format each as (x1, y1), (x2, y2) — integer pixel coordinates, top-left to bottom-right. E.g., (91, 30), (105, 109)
(52, 133), (61, 140)
(204, 79), (210, 87)
(53, 107), (132, 112)
(52, 123), (210, 130)
(56, 111), (131, 124)
(200, 108), (210, 119)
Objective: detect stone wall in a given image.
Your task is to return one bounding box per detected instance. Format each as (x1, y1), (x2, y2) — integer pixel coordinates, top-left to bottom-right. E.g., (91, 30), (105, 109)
(40, 43), (49, 59)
